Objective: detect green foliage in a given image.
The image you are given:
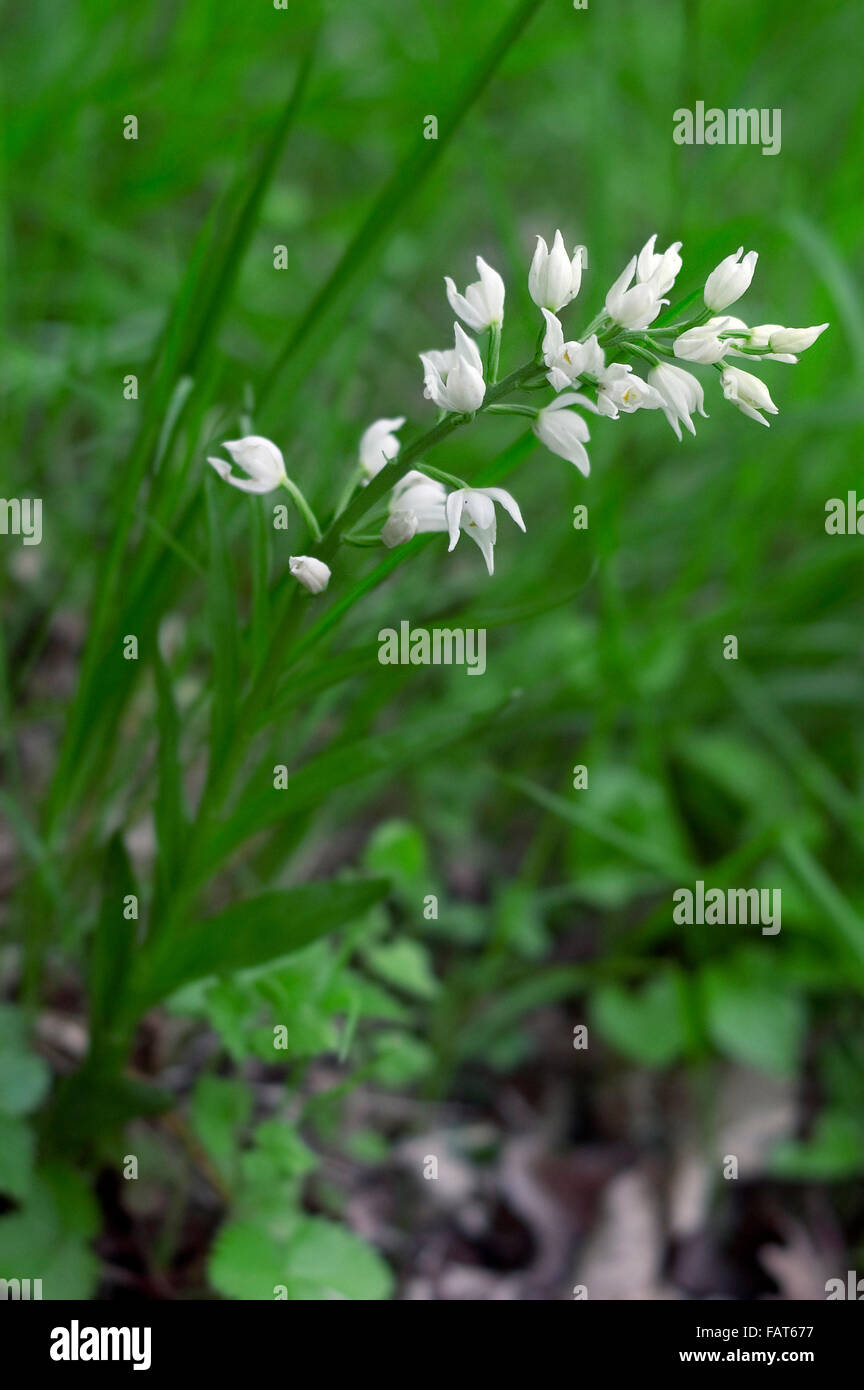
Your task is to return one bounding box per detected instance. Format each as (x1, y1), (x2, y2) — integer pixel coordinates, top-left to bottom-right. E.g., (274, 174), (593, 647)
(210, 1215), (392, 1302)
(1, 0), (862, 1301)
(0, 1168), (100, 1300)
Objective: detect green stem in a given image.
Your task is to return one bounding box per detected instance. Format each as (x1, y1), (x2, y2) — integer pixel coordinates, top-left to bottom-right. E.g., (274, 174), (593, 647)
(280, 476), (322, 542)
(622, 341), (662, 368)
(342, 532), (384, 547)
(317, 357), (539, 560)
(486, 322), (502, 383)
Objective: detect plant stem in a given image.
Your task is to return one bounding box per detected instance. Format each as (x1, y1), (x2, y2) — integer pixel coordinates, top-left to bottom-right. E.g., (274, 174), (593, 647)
(486, 322), (501, 383)
(280, 476), (322, 541)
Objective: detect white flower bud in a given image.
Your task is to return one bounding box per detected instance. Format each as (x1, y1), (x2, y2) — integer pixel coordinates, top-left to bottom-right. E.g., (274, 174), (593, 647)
(703, 247), (758, 311)
(289, 555), (331, 594)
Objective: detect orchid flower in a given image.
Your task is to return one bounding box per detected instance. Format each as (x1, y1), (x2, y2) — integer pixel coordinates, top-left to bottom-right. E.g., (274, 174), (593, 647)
(703, 247), (758, 311)
(720, 365), (779, 426)
(359, 417), (405, 480)
(207, 436), (287, 493)
(541, 310), (604, 391)
(636, 234), (683, 296)
(648, 363), (708, 440)
(533, 395), (591, 475)
(445, 486), (525, 576)
(289, 555), (331, 593)
(605, 255), (667, 329)
(444, 256), (505, 332)
(529, 231), (585, 312)
(420, 324), (486, 414)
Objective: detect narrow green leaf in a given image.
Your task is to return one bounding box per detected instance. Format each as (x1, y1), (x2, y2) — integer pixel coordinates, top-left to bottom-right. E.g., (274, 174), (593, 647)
(199, 702), (510, 879)
(153, 644), (188, 906)
(89, 834), (138, 1050)
(258, 0), (549, 410)
(206, 479), (241, 769)
(129, 878), (390, 1016)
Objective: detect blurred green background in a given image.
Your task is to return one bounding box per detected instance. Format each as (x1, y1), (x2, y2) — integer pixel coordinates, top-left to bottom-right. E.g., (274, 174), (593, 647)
(2, 0), (863, 1299)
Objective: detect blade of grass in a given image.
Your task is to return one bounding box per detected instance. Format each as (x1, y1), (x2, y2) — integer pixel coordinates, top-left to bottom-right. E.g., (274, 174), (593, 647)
(46, 33), (319, 831)
(257, 0), (550, 412)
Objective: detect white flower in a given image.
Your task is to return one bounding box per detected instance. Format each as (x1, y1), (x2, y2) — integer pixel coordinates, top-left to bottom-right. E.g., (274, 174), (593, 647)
(541, 310), (605, 391)
(529, 231), (585, 312)
(207, 435), (287, 494)
(720, 364), (779, 427)
(596, 363), (664, 417)
(605, 255), (667, 329)
(722, 322), (795, 364)
(381, 511), (419, 548)
(636, 234), (683, 296)
(444, 256), (505, 332)
(533, 394), (591, 476)
(445, 486), (526, 576)
(648, 363), (708, 441)
(383, 470), (449, 546)
(420, 323), (486, 414)
(359, 417), (405, 479)
(673, 316), (747, 364)
(703, 247), (758, 311)
(748, 322), (829, 357)
(289, 555), (331, 594)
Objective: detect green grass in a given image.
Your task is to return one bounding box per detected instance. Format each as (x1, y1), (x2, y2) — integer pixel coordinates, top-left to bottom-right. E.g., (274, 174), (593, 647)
(2, 0), (863, 1299)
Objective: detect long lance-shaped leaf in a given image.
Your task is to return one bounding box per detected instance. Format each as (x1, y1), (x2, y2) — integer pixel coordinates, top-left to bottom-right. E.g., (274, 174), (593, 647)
(193, 697), (517, 885)
(128, 878), (390, 1017)
(46, 35), (318, 830)
(257, 0), (550, 412)
(88, 833), (138, 1054)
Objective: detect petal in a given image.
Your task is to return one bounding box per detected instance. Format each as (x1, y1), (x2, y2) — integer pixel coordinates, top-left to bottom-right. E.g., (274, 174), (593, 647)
(463, 490), (496, 531)
(605, 255), (637, 311)
(476, 256), (505, 319)
(528, 235), (549, 305)
(463, 523), (496, 575)
(445, 490), (464, 551)
(482, 487), (526, 532)
(453, 322), (483, 374)
(445, 277), (485, 332)
(207, 457), (274, 493)
(636, 233), (658, 281)
(541, 307), (564, 360)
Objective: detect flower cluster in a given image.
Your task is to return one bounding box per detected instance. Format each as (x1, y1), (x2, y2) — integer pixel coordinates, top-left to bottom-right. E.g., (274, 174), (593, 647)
(207, 228), (828, 591)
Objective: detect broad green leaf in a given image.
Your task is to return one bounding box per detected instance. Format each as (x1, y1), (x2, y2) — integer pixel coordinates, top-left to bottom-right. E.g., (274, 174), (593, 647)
(363, 820), (427, 895)
(700, 958), (806, 1077)
(190, 1077), (252, 1185)
(370, 1031), (435, 1086)
(591, 971), (689, 1068)
(0, 1049), (50, 1118)
(0, 1174), (99, 1299)
(0, 1210), (98, 1300)
(0, 1115), (35, 1200)
(209, 1215), (392, 1301)
(769, 1111), (864, 1180)
(363, 939), (439, 1001)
